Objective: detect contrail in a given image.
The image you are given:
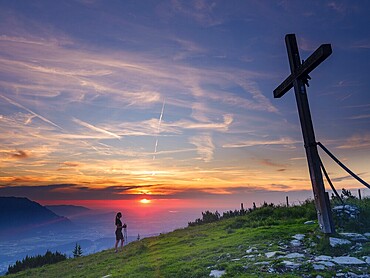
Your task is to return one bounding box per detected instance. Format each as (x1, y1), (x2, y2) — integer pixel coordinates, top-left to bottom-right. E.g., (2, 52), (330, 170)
(0, 94), (64, 130)
(73, 117), (121, 140)
(153, 98), (166, 161)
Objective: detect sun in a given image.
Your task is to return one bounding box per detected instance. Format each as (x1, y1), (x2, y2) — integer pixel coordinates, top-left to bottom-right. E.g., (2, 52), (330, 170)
(139, 198), (151, 204)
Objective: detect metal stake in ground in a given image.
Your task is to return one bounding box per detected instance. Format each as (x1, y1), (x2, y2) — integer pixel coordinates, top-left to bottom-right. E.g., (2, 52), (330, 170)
(274, 34), (335, 234)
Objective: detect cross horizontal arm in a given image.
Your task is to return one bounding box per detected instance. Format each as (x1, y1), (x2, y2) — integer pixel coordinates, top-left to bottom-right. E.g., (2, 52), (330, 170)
(273, 44), (332, 98)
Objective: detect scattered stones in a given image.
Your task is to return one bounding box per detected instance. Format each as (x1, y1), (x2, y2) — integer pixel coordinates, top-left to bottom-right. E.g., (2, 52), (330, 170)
(215, 231), (370, 276)
(209, 270), (225, 278)
(340, 233), (368, 242)
(333, 205), (359, 219)
(332, 256), (366, 265)
(329, 237), (351, 247)
(336, 272), (369, 278)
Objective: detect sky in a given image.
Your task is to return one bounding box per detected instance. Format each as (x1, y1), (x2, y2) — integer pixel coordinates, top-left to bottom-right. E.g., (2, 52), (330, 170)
(0, 0), (369, 211)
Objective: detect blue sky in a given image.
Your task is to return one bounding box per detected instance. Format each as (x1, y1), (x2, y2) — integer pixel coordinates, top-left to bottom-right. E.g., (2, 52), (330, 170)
(0, 0), (369, 207)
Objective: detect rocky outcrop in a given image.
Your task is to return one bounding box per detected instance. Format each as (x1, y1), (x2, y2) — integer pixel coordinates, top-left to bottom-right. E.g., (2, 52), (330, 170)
(209, 230), (369, 277)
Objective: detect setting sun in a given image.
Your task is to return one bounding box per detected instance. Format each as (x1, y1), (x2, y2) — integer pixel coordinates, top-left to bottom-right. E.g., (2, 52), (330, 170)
(140, 198), (151, 204)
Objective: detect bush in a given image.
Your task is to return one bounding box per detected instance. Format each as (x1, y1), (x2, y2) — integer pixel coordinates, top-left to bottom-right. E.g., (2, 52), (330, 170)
(189, 199), (317, 228)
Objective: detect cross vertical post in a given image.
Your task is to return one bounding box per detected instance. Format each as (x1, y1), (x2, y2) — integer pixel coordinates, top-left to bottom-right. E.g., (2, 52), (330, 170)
(274, 34), (335, 234)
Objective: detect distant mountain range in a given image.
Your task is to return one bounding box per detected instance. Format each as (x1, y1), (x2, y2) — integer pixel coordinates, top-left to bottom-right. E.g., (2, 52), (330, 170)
(0, 196), (74, 239)
(46, 204), (91, 218)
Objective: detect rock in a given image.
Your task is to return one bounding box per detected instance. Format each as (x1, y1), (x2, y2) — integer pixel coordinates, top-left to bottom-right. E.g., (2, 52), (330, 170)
(333, 205), (359, 219)
(246, 247), (257, 253)
(304, 220), (315, 225)
(340, 233), (369, 242)
(290, 239), (301, 247)
(364, 233), (370, 238)
(340, 233), (368, 242)
(265, 251), (285, 258)
(363, 256), (370, 264)
(314, 255), (332, 261)
(231, 258), (241, 261)
(102, 276), (112, 278)
(210, 270), (226, 278)
(333, 205), (359, 213)
(292, 234), (305, 240)
(284, 252), (305, 259)
(254, 261), (270, 265)
(316, 261), (335, 267)
(329, 237), (351, 247)
(337, 272), (369, 278)
(242, 254), (255, 259)
(265, 251), (277, 258)
(350, 242), (362, 251)
(313, 264), (326, 270)
(332, 256), (366, 265)
(282, 260), (301, 269)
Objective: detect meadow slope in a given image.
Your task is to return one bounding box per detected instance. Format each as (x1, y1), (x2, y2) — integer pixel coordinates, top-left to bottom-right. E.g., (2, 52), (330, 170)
(6, 200), (370, 278)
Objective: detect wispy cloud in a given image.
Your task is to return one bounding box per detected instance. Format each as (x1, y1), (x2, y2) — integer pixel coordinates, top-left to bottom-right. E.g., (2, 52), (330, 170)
(0, 94), (64, 130)
(336, 133), (370, 149)
(349, 114), (370, 120)
(259, 158), (287, 168)
(351, 40), (370, 49)
(189, 133), (215, 162)
(10, 150), (29, 160)
(170, 0), (221, 27)
(223, 137), (299, 148)
(72, 118), (121, 140)
(327, 2), (349, 14)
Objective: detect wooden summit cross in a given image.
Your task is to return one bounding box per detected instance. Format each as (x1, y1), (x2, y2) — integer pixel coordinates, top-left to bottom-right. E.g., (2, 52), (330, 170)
(274, 34), (335, 234)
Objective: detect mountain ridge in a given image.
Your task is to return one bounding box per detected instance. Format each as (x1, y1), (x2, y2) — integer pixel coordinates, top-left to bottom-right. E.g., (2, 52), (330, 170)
(0, 196), (74, 238)
(45, 204), (91, 218)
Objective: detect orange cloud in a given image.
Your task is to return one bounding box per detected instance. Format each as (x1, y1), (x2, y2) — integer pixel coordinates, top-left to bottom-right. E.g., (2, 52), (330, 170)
(10, 150), (29, 160)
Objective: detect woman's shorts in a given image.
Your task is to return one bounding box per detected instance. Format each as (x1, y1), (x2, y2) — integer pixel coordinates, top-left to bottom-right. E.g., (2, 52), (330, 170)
(116, 230), (124, 240)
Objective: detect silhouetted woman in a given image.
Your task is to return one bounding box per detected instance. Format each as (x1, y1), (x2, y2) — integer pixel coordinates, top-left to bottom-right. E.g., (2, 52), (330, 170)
(115, 212), (124, 252)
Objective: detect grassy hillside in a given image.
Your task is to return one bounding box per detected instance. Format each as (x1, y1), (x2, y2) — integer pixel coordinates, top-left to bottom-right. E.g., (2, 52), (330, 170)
(6, 199), (370, 278)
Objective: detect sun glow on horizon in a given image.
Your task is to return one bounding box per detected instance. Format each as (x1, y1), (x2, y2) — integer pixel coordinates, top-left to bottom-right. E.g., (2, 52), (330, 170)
(139, 198), (151, 204)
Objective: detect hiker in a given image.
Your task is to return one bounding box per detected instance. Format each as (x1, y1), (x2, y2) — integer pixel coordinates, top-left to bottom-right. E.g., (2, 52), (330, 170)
(115, 212), (125, 252)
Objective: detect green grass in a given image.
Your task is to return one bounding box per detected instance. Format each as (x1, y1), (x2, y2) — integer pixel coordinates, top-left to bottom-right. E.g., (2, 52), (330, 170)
(8, 223), (316, 278)
(6, 199), (370, 278)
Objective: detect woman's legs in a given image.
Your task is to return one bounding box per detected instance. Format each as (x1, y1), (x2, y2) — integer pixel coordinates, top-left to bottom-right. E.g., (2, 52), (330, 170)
(115, 239), (119, 252)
